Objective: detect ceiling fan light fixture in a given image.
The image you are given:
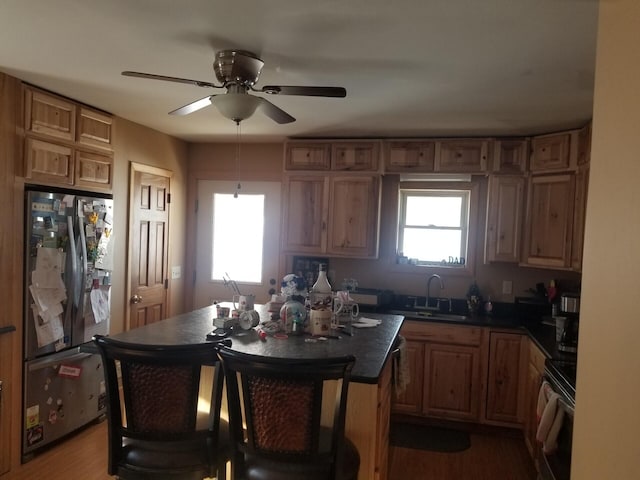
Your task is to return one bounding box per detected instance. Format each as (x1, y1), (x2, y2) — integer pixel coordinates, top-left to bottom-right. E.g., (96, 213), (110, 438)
(212, 93), (261, 122)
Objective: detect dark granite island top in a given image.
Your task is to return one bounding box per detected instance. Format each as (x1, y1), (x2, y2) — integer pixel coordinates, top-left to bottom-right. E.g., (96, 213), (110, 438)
(106, 304), (404, 384)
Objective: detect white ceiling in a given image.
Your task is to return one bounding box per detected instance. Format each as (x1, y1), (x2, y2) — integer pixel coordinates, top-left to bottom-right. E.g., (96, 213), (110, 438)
(0, 0), (598, 143)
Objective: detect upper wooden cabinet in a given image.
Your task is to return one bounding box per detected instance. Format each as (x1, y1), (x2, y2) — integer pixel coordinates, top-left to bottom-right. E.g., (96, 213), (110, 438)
(331, 142), (380, 171)
(522, 173), (576, 269)
(485, 175), (525, 263)
(282, 174), (381, 258)
(25, 137), (74, 185)
(285, 142), (331, 170)
(77, 107), (113, 151)
(285, 140), (380, 172)
(384, 141), (436, 172)
(492, 138), (528, 173)
(436, 139), (489, 173)
(22, 85), (114, 192)
(25, 87), (76, 141)
(530, 133), (571, 172)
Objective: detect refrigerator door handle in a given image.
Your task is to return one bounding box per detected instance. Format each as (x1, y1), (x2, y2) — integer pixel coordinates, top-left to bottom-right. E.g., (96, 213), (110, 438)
(27, 349), (92, 372)
(78, 212), (88, 315)
(67, 215), (80, 308)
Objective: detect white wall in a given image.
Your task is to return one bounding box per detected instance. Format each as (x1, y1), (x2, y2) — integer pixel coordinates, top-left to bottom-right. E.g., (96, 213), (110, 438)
(572, 1), (640, 477)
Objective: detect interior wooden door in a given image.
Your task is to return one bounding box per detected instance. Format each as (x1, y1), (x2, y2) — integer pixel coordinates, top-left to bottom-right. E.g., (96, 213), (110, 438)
(128, 163), (172, 330)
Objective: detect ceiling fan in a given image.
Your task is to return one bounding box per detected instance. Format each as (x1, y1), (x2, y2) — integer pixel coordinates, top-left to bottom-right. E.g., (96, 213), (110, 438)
(122, 49), (347, 124)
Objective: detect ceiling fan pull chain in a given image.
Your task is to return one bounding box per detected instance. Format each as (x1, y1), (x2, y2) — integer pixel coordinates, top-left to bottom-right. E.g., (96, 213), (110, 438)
(234, 120), (242, 198)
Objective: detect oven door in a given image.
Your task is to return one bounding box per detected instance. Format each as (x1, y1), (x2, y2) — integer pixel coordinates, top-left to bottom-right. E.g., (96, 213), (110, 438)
(539, 370), (575, 480)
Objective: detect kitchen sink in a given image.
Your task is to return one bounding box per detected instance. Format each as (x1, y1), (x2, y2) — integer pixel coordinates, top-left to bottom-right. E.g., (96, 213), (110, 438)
(387, 309), (470, 322)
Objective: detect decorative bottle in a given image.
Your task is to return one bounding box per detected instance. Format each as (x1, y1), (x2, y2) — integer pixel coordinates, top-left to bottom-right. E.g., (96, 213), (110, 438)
(310, 264), (332, 307)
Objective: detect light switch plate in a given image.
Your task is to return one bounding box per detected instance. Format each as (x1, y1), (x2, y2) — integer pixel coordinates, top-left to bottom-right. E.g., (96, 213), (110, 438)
(502, 280), (513, 295)
(171, 266), (181, 279)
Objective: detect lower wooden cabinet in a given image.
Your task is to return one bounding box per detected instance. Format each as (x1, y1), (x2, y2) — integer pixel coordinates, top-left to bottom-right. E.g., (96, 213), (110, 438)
(346, 359), (392, 480)
(485, 332), (527, 426)
(423, 342), (482, 421)
(392, 339), (424, 414)
(524, 341), (546, 463)
(395, 321), (484, 422)
(394, 322), (528, 429)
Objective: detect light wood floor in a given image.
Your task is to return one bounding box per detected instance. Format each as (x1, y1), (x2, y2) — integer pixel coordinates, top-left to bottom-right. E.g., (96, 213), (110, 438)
(7, 420), (536, 479)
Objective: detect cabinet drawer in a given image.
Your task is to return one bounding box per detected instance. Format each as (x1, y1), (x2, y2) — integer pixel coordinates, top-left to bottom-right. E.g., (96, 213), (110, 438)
(401, 321), (483, 346)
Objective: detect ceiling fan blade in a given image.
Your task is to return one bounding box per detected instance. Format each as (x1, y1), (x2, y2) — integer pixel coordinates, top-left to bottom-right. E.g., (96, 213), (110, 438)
(257, 85), (346, 97)
(169, 96), (214, 115)
(257, 98), (296, 124)
(122, 71), (222, 89)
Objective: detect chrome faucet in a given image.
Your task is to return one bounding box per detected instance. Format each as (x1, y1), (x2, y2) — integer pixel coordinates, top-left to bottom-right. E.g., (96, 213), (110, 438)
(427, 274), (445, 308)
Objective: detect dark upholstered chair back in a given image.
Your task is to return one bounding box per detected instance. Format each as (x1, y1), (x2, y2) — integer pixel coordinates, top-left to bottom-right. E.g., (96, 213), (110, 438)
(217, 347), (359, 480)
(94, 335), (229, 480)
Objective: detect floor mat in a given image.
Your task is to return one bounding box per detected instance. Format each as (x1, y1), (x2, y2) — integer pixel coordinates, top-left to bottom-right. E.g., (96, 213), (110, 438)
(389, 422), (471, 453)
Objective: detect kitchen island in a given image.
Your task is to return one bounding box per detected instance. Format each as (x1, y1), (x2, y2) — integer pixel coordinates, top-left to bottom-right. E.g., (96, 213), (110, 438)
(106, 304), (404, 480)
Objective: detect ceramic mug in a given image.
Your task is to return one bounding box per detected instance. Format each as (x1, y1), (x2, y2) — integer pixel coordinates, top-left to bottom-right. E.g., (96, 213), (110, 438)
(310, 308), (333, 336)
(233, 294), (255, 311)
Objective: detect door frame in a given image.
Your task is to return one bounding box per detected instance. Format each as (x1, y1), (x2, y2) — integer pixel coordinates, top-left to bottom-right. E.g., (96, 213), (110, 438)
(126, 162), (173, 331)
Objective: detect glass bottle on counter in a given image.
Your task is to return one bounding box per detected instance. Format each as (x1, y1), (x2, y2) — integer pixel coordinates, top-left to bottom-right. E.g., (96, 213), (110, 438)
(310, 263), (332, 307)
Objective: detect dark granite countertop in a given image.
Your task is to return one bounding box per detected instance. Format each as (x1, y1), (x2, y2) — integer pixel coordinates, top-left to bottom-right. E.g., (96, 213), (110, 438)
(106, 304), (404, 385)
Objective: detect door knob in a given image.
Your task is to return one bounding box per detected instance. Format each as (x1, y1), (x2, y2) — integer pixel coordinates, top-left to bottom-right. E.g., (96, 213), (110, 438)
(131, 294), (142, 304)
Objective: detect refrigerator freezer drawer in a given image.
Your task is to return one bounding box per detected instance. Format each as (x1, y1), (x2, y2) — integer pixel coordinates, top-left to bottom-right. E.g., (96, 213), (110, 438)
(22, 346), (106, 458)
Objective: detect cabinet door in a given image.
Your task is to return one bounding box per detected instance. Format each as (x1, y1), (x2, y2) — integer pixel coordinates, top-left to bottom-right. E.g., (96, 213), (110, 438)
(485, 175), (525, 263)
(375, 361), (392, 480)
(332, 142), (380, 171)
(285, 143), (331, 170)
(75, 150), (113, 191)
(281, 176), (328, 253)
(530, 133), (571, 172)
(327, 176), (380, 258)
(436, 139), (488, 173)
(423, 343), (481, 421)
(485, 332), (527, 426)
(524, 342), (546, 460)
(24, 87), (76, 141)
(571, 165), (589, 271)
(493, 138), (528, 173)
(384, 141), (436, 172)
(25, 137), (74, 185)
(523, 174), (575, 268)
(392, 340), (424, 414)
(77, 107), (113, 151)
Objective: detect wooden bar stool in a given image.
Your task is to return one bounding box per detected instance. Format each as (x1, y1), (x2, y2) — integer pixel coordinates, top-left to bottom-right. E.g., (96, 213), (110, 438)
(216, 346), (360, 480)
(94, 335), (231, 480)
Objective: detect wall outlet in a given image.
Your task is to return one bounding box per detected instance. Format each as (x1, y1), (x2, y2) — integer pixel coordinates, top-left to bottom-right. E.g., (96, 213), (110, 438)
(171, 266), (181, 280)
(502, 280), (513, 295)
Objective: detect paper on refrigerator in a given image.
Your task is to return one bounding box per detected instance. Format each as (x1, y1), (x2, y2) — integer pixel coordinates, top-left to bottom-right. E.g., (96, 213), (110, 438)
(31, 304), (64, 347)
(90, 286), (110, 324)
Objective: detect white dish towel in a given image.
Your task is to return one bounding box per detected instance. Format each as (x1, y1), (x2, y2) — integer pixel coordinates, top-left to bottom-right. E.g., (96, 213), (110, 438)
(536, 381), (566, 454)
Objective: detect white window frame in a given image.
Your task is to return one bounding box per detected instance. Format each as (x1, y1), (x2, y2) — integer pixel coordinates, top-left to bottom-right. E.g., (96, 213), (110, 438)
(395, 180), (479, 275)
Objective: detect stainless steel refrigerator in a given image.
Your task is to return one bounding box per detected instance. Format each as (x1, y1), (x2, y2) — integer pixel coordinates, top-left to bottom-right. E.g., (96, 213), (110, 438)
(22, 187), (114, 460)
